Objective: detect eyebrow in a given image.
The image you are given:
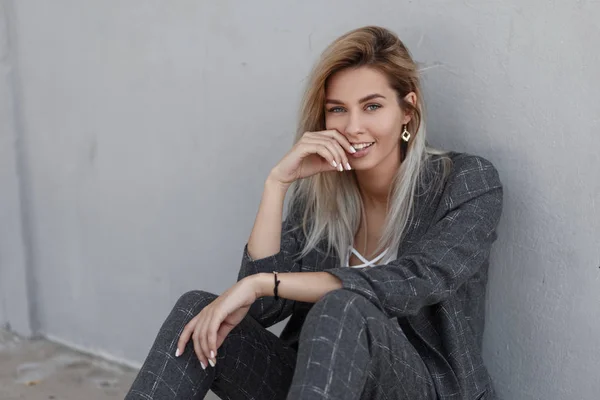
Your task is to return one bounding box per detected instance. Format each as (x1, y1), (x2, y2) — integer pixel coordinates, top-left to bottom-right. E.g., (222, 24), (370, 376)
(325, 93), (386, 105)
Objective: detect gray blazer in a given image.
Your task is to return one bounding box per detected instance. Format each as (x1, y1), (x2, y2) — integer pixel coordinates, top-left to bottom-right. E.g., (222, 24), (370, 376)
(238, 151), (503, 400)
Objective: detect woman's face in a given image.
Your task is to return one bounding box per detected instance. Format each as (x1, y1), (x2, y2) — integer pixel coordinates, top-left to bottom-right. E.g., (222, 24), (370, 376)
(324, 66), (414, 171)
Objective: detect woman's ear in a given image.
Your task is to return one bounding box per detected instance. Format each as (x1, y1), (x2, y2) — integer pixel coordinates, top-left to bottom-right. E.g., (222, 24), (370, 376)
(404, 92), (417, 106)
(402, 92), (417, 124)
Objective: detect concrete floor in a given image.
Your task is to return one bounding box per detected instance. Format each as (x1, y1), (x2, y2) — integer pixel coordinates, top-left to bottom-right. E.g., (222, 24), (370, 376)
(0, 329), (220, 400)
(0, 329), (138, 400)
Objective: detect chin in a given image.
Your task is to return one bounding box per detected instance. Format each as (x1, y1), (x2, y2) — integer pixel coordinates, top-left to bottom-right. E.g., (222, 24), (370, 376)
(351, 158), (377, 171)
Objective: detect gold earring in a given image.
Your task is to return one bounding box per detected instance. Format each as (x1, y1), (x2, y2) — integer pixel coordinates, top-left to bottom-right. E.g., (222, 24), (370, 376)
(401, 125), (411, 142)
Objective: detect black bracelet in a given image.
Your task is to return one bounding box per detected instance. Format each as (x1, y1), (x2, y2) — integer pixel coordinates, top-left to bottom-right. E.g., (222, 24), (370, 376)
(273, 271), (281, 300)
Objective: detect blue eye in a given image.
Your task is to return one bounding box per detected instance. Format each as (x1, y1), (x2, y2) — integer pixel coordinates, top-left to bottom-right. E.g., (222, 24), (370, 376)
(366, 104), (381, 111)
(327, 107), (345, 113)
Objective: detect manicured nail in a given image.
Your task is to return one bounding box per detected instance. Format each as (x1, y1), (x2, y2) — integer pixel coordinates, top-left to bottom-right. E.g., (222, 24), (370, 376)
(175, 348), (181, 357)
(332, 160), (337, 168)
(200, 361), (206, 370)
(345, 163), (352, 170)
(338, 164), (343, 172)
(208, 358), (215, 367)
(349, 146), (356, 153)
(210, 350), (215, 358)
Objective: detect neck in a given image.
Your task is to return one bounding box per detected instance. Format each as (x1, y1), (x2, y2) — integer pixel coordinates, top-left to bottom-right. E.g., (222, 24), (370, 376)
(354, 150), (401, 210)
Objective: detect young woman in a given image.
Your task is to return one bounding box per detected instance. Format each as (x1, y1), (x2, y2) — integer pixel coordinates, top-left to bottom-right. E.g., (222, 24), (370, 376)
(126, 26), (503, 400)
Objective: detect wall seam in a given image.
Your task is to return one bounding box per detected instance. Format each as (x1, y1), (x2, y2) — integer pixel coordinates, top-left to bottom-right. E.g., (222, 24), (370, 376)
(3, 0), (40, 336)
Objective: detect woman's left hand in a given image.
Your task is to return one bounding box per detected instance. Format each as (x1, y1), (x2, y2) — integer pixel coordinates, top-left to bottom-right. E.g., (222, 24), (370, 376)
(176, 276), (262, 369)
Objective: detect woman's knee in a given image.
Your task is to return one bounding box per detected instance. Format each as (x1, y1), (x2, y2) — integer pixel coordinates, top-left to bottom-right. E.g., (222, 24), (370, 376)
(300, 289), (376, 338)
(174, 290), (218, 314)
(312, 291), (413, 351)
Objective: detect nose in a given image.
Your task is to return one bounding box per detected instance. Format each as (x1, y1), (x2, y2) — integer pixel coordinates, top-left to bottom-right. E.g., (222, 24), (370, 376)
(343, 110), (364, 137)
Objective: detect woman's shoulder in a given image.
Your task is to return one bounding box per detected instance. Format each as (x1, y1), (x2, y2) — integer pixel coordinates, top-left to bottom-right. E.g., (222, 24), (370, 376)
(442, 150), (500, 174)
(434, 150), (503, 203)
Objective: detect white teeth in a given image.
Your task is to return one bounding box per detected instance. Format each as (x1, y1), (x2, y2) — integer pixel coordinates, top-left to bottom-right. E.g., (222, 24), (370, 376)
(353, 142), (374, 150)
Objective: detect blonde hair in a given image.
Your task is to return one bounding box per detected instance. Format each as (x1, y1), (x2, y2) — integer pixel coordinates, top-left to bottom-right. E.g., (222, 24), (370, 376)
(288, 26), (452, 266)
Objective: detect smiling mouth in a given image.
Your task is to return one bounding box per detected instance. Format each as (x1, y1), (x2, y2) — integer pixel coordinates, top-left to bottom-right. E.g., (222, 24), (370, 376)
(351, 142), (374, 150)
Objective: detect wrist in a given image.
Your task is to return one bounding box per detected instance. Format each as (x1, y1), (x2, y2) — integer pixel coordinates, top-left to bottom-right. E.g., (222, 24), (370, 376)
(247, 273), (273, 298)
(265, 173), (291, 194)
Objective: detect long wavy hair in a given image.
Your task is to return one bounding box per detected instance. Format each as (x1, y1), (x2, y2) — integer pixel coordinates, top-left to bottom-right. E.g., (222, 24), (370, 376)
(288, 26), (452, 266)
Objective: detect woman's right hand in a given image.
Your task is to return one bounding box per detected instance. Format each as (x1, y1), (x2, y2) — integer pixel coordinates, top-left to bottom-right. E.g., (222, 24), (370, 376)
(268, 130), (357, 187)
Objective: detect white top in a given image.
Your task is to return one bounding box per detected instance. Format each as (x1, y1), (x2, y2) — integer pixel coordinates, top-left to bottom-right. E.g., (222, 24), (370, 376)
(345, 246), (397, 268)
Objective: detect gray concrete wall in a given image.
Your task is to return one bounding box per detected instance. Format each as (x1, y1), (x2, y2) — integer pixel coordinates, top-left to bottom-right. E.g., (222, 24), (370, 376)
(0, 0), (8, 329)
(0, 0), (32, 336)
(3, 1), (599, 399)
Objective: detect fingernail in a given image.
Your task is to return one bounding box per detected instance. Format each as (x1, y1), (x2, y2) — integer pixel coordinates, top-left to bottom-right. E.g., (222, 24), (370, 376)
(175, 348), (181, 357)
(200, 361), (206, 370)
(210, 350), (215, 358)
(346, 163), (352, 170)
(208, 358), (215, 367)
(331, 160), (337, 168)
(338, 164), (343, 172)
(350, 146), (357, 153)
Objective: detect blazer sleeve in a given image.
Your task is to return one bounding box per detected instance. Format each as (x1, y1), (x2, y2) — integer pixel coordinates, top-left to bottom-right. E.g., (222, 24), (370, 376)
(325, 155), (504, 318)
(237, 202), (304, 328)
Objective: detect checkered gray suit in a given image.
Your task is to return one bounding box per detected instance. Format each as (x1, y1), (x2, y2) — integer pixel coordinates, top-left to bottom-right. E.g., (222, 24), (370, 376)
(126, 152), (502, 399)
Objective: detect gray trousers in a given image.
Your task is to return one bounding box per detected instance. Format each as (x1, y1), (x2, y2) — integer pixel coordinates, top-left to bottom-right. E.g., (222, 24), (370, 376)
(126, 289), (436, 400)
